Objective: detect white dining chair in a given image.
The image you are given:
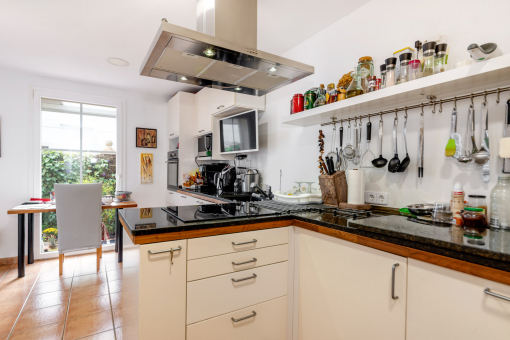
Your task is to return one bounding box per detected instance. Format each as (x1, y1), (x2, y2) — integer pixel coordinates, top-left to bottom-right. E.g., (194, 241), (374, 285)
(54, 183), (103, 275)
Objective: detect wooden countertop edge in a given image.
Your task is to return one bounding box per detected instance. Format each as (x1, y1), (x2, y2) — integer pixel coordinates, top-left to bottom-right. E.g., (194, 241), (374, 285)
(7, 201), (137, 215)
(120, 216), (510, 286)
(176, 190), (227, 204)
(293, 220), (510, 286)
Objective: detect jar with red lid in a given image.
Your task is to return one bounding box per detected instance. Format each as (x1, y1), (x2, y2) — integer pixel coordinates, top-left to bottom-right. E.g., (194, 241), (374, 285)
(292, 94), (304, 114)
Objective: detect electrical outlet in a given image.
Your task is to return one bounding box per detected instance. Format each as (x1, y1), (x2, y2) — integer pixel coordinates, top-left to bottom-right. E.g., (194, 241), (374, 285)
(365, 191), (376, 203)
(376, 192), (389, 205)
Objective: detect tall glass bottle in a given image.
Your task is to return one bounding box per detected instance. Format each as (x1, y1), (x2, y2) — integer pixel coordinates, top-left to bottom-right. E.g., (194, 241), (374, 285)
(380, 64), (387, 89)
(314, 84), (327, 107)
(346, 69), (364, 98)
(490, 175), (510, 229)
(422, 41), (437, 77)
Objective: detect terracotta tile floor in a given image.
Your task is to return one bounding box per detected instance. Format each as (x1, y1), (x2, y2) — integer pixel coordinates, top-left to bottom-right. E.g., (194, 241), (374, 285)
(0, 249), (139, 340)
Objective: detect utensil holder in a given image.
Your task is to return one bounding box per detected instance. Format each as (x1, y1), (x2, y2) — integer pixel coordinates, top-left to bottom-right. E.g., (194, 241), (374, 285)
(318, 171), (348, 206)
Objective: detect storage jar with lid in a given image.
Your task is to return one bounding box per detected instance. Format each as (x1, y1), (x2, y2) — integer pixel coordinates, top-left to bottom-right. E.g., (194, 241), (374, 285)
(292, 94), (304, 114)
(314, 84), (327, 107)
(380, 64), (387, 89)
(467, 195), (487, 215)
(461, 207), (488, 238)
(304, 88), (317, 110)
(326, 83), (337, 104)
(409, 60), (421, 81)
(337, 88), (346, 101)
(422, 41), (437, 77)
(367, 76), (378, 92)
(490, 174), (510, 229)
(384, 57), (397, 87)
(357, 56), (374, 93)
(398, 52), (412, 84)
(434, 43), (448, 74)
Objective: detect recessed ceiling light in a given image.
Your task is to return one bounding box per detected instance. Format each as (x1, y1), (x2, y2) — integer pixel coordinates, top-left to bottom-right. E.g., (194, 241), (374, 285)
(107, 57), (129, 67)
(203, 48), (216, 57)
(268, 66), (278, 72)
(234, 87), (242, 91)
(179, 76), (188, 81)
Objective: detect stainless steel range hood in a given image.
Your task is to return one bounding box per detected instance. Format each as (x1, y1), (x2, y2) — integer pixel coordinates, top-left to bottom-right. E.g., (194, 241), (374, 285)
(140, 0), (314, 96)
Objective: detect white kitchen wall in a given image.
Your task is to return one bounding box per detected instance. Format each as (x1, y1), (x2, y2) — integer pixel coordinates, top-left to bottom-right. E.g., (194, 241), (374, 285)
(0, 67), (168, 259)
(251, 0), (510, 208)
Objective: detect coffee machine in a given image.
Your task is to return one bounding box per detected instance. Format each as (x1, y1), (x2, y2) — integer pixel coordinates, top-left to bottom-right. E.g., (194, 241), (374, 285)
(198, 163), (228, 189)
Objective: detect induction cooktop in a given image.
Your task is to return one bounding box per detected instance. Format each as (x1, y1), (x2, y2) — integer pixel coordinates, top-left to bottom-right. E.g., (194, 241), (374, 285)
(162, 202), (279, 223)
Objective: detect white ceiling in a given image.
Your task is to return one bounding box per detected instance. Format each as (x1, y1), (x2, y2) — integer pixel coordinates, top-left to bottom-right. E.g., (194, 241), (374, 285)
(0, 0), (368, 97)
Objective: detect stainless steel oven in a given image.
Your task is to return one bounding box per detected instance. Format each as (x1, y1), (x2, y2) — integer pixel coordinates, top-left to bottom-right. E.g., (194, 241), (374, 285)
(198, 133), (212, 157)
(167, 150), (179, 190)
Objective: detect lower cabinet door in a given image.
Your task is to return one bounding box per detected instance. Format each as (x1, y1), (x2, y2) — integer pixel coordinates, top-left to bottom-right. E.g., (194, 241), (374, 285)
(187, 261), (288, 324)
(187, 296), (287, 340)
(139, 240), (187, 340)
(297, 228), (407, 340)
(407, 259), (510, 340)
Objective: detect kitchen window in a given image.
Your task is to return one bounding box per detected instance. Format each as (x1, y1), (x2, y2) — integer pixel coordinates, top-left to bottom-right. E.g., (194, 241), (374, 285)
(40, 98), (117, 253)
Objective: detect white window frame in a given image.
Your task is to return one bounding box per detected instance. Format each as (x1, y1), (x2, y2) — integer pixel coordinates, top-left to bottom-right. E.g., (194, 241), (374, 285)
(29, 86), (126, 259)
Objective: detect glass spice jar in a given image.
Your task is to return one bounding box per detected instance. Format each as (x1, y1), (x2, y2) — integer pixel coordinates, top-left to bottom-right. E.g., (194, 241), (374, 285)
(357, 56), (374, 93)
(367, 76), (378, 92)
(461, 207), (488, 238)
(380, 64), (387, 89)
(422, 41), (437, 77)
(434, 43), (448, 74)
(398, 52), (412, 84)
(385, 57), (397, 87)
(409, 60), (421, 81)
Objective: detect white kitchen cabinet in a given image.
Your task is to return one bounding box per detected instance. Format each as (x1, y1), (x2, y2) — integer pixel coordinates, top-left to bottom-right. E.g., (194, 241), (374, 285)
(296, 228), (407, 340)
(167, 94), (180, 139)
(187, 296), (288, 340)
(195, 87), (265, 136)
(187, 261), (288, 324)
(407, 259), (510, 340)
(166, 190), (178, 206)
(139, 240), (187, 340)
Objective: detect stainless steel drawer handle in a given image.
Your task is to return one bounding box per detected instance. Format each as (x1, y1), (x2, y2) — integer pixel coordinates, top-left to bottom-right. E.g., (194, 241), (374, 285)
(148, 246), (182, 255)
(392, 263), (399, 300)
(217, 105), (225, 110)
(231, 311), (256, 322)
(232, 239), (257, 246)
(232, 258), (257, 266)
(231, 273), (257, 282)
(484, 288), (510, 302)
(181, 196), (187, 199)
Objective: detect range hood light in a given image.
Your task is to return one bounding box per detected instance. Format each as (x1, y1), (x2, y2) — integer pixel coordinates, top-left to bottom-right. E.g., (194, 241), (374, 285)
(179, 76), (188, 81)
(268, 66), (278, 72)
(203, 48), (216, 57)
(234, 86), (242, 91)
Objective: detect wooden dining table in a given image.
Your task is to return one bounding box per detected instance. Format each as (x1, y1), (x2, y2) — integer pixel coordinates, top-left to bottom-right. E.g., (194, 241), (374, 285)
(7, 201), (137, 278)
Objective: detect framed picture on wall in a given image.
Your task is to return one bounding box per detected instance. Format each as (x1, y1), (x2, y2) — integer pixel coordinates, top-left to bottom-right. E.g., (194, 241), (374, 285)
(136, 128), (157, 148)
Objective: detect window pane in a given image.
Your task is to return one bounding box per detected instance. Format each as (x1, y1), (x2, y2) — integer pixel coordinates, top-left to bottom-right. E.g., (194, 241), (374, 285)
(41, 111), (80, 150)
(82, 103), (116, 117)
(82, 115), (117, 152)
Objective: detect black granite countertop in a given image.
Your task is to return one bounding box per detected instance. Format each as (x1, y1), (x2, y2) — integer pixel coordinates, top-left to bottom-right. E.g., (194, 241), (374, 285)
(120, 206), (510, 272)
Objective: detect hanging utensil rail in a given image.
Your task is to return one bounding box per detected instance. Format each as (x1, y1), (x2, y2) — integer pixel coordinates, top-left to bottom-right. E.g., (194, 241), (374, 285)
(320, 85), (510, 127)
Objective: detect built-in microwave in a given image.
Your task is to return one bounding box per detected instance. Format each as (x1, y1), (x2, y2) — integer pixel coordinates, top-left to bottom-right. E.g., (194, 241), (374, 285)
(198, 133), (212, 157)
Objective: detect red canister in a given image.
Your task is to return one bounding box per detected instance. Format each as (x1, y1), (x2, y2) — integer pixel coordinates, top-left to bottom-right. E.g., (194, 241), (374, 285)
(292, 94), (304, 114)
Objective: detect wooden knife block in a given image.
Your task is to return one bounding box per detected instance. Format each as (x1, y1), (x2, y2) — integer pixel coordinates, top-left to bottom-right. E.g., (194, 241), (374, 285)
(318, 171), (347, 206)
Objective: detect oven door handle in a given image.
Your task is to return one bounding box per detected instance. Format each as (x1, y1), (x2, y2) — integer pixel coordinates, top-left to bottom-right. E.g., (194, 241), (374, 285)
(166, 160), (178, 163)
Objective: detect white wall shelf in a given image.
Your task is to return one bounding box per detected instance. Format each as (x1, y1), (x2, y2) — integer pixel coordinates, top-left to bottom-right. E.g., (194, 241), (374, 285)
(282, 54), (510, 127)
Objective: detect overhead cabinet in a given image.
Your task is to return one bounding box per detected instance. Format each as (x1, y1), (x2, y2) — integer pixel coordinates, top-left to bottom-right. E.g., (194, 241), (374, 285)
(195, 87), (265, 136)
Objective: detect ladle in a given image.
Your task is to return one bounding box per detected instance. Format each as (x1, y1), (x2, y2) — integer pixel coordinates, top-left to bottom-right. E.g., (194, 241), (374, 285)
(388, 117), (401, 173)
(471, 102), (490, 166)
(372, 118), (388, 168)
(397, 114), (410, 172)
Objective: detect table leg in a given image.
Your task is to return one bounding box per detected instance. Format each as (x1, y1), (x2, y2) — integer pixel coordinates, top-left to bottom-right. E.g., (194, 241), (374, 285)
(28, 213), (34, 264)
(18, 214), (25, 278)
(118, 209), (123, 263)
(115, 209), (119, 253)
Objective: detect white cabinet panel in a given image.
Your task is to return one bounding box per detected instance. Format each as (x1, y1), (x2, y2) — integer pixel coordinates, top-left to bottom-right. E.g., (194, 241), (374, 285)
(187, 261), (288, 324)
(166, 190), (178, 206)
(139, 240), (186, 340)
(187, 296), (287, 340)
(407, 259), (510, 340)
(187, 244), (289, 282)
(188, 227), (289, 260)
(167, 95), (179, 138)
(297, 228), (407, 340)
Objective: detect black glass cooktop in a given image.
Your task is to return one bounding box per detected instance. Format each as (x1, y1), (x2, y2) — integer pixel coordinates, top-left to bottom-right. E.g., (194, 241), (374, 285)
(162, 202), (279, 223)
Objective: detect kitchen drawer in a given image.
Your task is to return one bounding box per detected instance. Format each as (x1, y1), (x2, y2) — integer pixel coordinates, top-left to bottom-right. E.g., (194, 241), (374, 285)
(192, 197), (214, 205)
(187, 227), (289, 260)
(166, 190), (178, 205)
(187, 296), (287, 340)
(187, 261), (288, 324)
(187, 244), (289, 282)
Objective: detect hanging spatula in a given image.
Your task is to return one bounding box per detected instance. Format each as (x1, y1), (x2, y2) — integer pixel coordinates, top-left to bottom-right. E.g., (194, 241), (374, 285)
(445, 107), (457, 157)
